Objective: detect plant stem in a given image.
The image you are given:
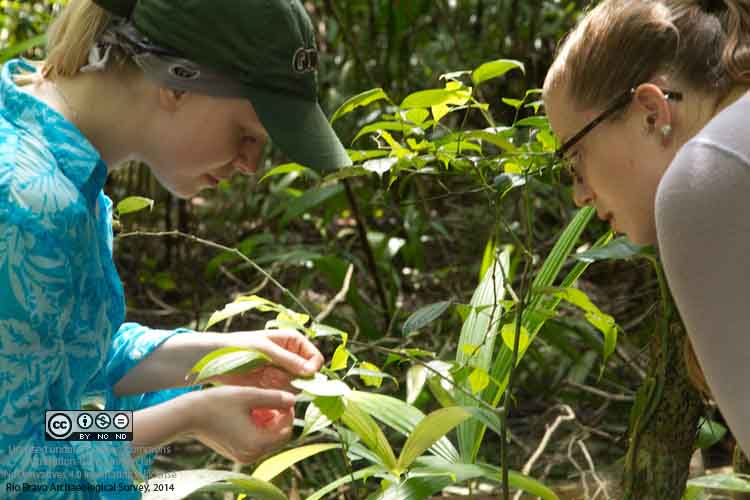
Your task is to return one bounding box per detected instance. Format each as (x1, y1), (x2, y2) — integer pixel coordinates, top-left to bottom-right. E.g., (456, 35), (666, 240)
(342, 179), (392, 328)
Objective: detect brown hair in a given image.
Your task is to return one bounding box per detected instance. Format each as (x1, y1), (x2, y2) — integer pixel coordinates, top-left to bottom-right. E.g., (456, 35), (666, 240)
(545, 0), (750, 112)
(545, 0), (750, 395)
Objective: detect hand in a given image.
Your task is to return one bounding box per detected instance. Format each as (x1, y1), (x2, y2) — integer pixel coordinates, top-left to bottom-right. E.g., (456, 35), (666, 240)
(186, 385), (295, 464)
(210, 329), (325, 391)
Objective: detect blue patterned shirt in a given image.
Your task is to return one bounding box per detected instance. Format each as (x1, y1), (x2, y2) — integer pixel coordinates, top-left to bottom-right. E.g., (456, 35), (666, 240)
(0, 59), (200, 498)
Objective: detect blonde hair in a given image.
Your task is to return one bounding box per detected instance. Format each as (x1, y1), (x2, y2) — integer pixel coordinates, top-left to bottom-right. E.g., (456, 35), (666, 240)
(16, 0), (133, 84)
(545, 0), (750, 111)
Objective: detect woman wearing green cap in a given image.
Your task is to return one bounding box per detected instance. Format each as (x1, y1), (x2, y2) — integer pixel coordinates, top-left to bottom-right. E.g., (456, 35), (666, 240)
(0, 0), (349, 497)
(543, 0), (750, 454)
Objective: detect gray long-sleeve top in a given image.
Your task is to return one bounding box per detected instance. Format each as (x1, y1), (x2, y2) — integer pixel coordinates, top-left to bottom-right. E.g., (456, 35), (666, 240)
(655, 93), (750, 454)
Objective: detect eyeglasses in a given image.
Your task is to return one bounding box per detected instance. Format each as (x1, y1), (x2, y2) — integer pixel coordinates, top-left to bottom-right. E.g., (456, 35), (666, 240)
(554, 87), (683, 165)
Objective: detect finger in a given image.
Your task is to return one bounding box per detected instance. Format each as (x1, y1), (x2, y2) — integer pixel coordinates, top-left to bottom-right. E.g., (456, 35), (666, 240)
(257, 337), (322, 377)
(264, 331), (325, 375)
(258, 367), (295, 391)
(239, 387), (295, 409)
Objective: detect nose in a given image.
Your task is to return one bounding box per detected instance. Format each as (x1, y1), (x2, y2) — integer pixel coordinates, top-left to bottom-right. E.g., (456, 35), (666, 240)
(572, 179), (595, 208)
(233, 137), (265, 174)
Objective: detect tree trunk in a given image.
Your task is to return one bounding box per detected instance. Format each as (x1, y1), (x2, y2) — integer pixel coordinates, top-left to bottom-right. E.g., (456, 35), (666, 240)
(621, 304), (703, 499)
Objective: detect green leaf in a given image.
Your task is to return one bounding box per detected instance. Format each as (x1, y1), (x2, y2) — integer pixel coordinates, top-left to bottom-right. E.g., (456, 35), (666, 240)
(116, 196), (154, 216)
(397, 407), (471, 472)
(574, 236), (655, 263)
(347, 149), (390, 162)
(406, 364), (428, 404)
(322, 166), (371, 182)
(502, 97), (523, 109)
(347, 390), (459, 463)
(455, 246), (512, 462)
(331, 88), (390, 123)
(281, 184), (344, 225)
(471, 59), (525, 85)
(400, 87), (471, 111)
(330, 344), (350, 371)
(312, 396), (346, 421)
(468, 367), (490, 394)
(515, 116), (549, 128)
(485, 207), (596, 445)
(301, 400), (333, 437)
(205, 296), (281, 330)
(291, 373), (351, 397)
(306, 465), (384, 500)
(694, 418), (727, 449)
(340, 398), (398, 472)
(142, 470), (286, 500)
(500, 323), (531, 354)
(252, 443), (341, 481)
(353, 120), (420, 143)
(538, 287), (618, 364)
(405, 108), (430, 125)
(188, 347), (271, 384)
(402, 300), (453, 335)
(357, 362), (385, 388)
(687, 474), (750, 492)
(376, 458), (559, 500)
(259, 163), (314, 183)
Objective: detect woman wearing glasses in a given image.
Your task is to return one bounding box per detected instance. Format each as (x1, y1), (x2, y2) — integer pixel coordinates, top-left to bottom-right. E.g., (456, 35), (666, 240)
(0, 0), (340, 497)
(543, 0), (750, 453)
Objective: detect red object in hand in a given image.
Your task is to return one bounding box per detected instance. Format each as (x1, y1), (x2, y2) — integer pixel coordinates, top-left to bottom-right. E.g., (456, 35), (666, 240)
(251, 408), (278, 428)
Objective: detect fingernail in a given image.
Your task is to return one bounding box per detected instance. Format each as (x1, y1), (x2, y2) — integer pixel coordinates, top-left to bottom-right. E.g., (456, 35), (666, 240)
(303, 359), (318, 374)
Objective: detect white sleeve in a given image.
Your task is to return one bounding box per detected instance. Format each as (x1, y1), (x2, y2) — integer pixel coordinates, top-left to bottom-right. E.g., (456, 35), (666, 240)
(656, 140), (750, 454)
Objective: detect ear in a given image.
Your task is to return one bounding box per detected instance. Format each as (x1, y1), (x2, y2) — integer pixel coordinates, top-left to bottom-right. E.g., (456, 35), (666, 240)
(633, 83), (673, 141)
(158, 87), (189, 112)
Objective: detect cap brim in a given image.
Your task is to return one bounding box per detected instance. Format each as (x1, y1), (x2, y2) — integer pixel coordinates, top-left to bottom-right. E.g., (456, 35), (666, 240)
(247, 87), (352, 173)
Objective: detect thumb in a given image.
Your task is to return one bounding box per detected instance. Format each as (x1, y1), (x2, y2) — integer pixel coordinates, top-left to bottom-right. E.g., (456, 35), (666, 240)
(240, 387), (295, 409)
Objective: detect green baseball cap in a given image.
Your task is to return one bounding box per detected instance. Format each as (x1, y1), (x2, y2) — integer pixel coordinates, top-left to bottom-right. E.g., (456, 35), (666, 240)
(91, 0), (351, 173)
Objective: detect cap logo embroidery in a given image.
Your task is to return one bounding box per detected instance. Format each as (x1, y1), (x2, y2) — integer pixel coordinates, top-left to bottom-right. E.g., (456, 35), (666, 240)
(293, 47), (318, 74)
(169, 64), (201, 80)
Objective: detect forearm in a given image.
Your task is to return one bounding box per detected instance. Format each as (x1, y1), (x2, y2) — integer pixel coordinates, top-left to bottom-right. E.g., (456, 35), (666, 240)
(130, 390), (199, 459)
(114, 331), (227, 396)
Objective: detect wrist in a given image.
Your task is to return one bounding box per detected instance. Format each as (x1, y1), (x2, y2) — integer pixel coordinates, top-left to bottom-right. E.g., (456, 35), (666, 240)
(176, 389), (207, 436)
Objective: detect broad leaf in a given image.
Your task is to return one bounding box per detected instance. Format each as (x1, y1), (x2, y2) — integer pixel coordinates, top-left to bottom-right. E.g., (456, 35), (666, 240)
(306, 465), (384, 500)
(188, 347), (270, 384)
(402, 300), (453, 335)
(694, 418), (727, 449)
(251, 443), (341, 481)
(347, 390), (459, 463)
(331, 88), (389, 123)
(259, 163), (314, 183)
(396, 407), (471, 472)
(116, 196), (154, 216)
(472, 59), (525, 85)
(340, 398), (398, 471)
(291, 374), (351, 397)
(455, 246), (511, 462)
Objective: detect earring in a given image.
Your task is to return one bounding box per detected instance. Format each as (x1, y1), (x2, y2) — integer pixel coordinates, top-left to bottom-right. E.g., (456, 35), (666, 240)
(660, 124), (672, 138)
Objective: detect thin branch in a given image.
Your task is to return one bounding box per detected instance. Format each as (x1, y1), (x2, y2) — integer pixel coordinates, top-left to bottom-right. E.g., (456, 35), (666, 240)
(316, 264), (354, 323)
(512, 405), (576, 500)
(116, 230), (312, 317)
(564, 380), (634, 402)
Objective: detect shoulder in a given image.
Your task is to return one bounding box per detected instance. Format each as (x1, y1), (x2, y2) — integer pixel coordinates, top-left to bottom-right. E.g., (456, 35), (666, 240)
(655, 137), (750, 255)
(0, 115), (86, 233)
